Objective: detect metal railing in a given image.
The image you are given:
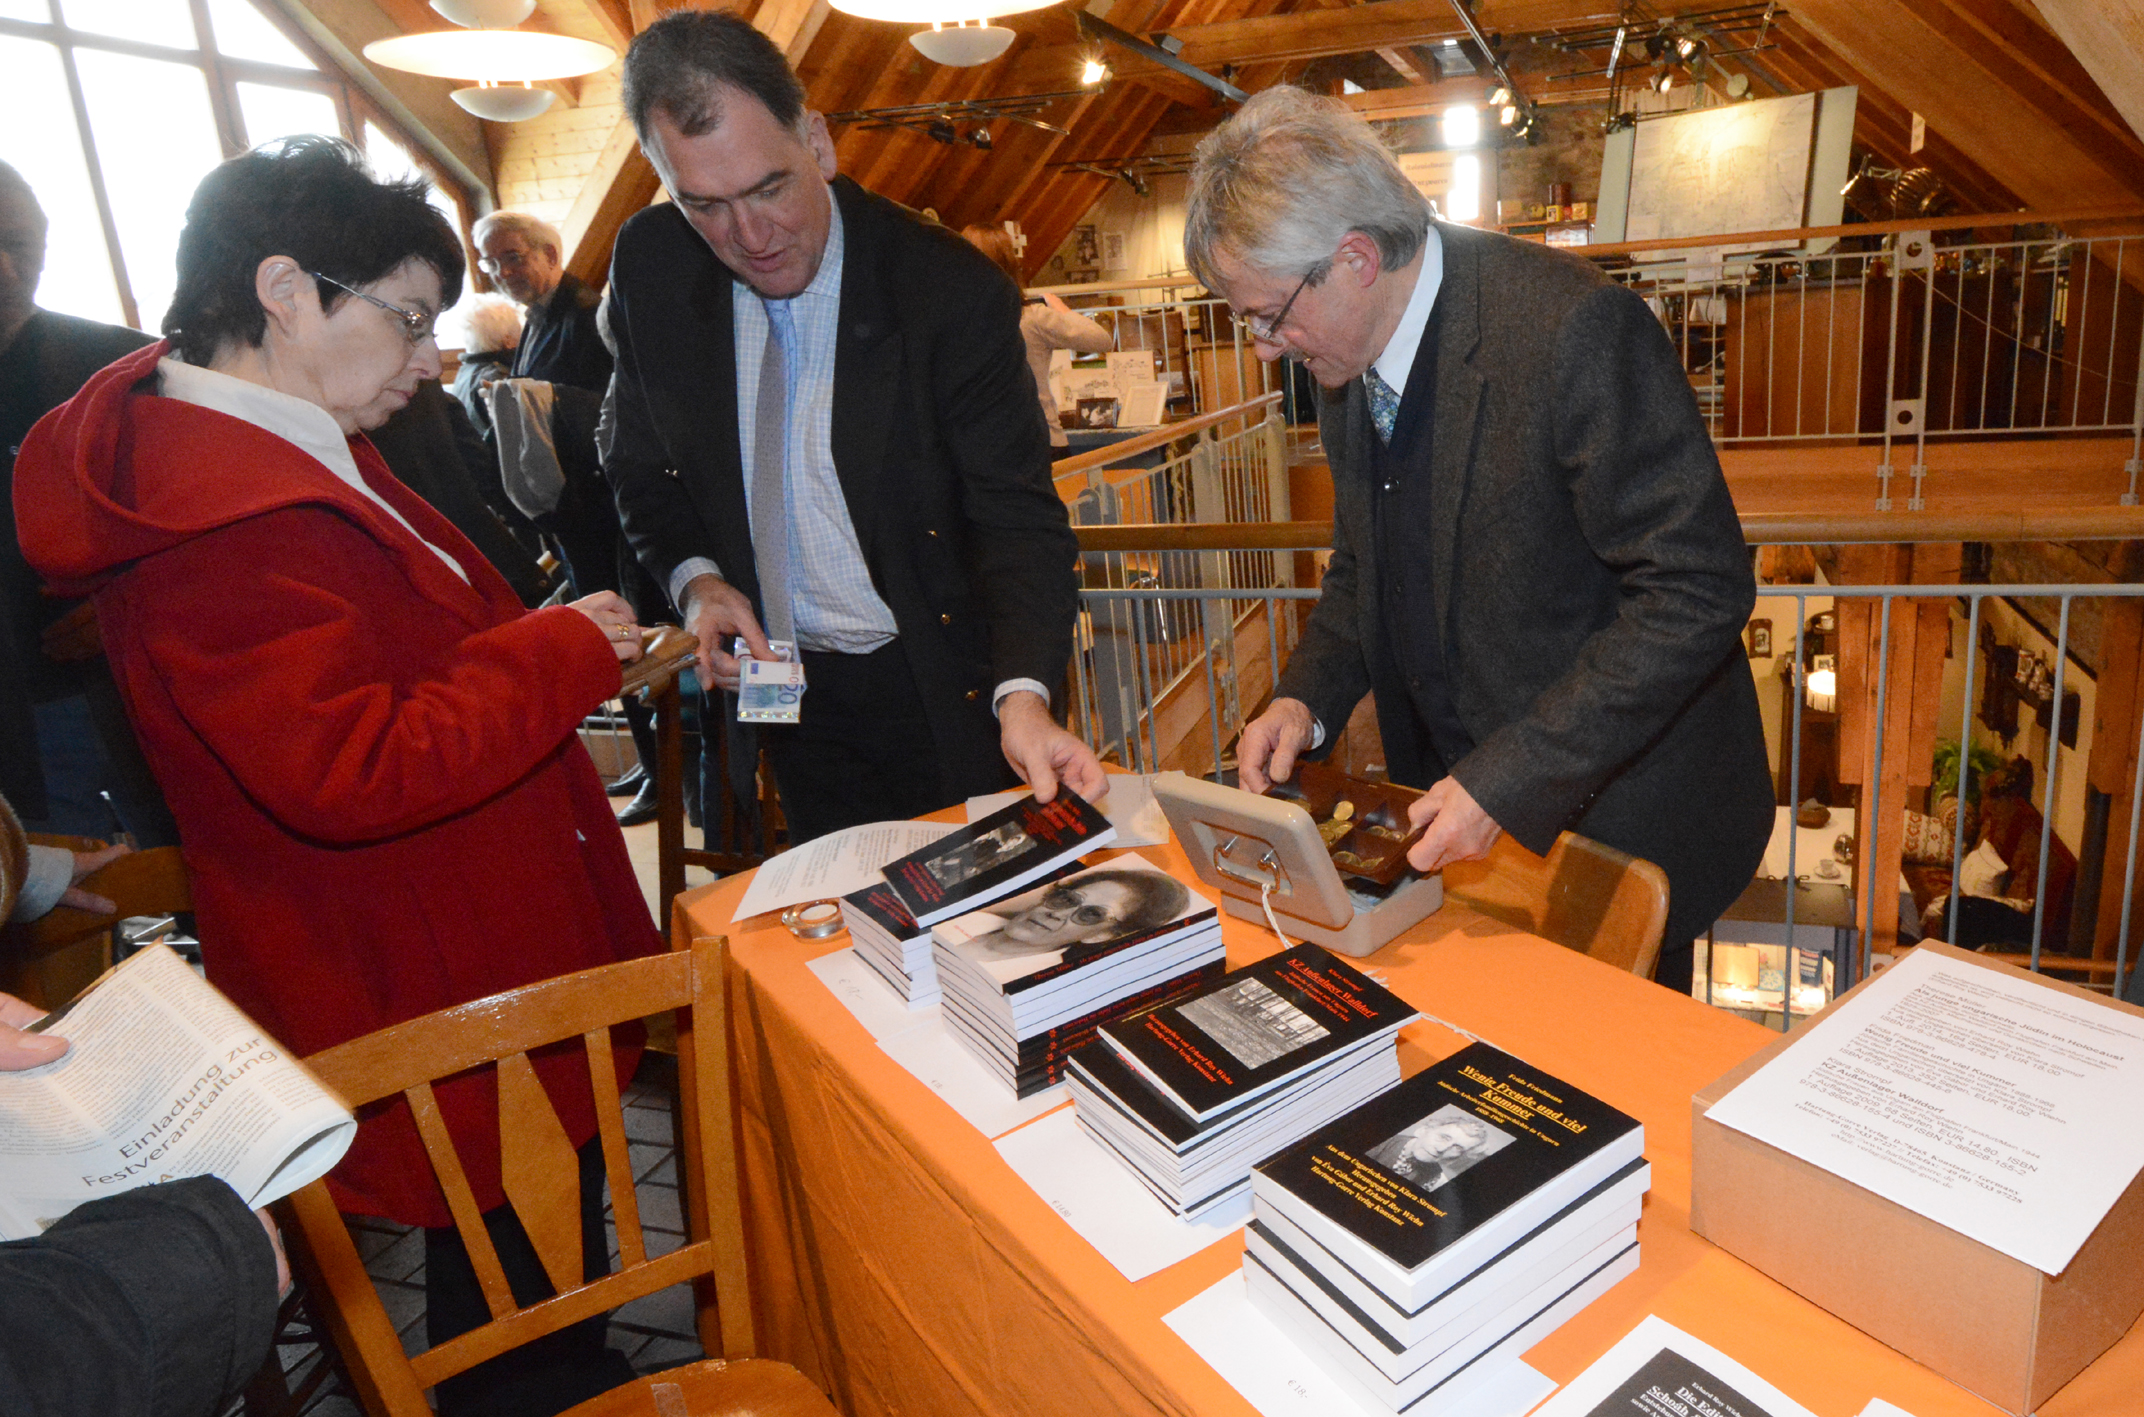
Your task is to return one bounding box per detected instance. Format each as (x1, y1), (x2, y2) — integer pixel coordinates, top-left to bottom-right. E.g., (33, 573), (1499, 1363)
(1056, 401), (1296, 772)
(1070, 520), (2144, 1019)
(1040, 210), (2144, 492)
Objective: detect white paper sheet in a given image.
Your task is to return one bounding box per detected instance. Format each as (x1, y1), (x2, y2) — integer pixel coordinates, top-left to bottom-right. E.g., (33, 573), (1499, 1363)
(1856, 1402), (1925, 1417)
(1704, 947), (2144, 1273)
(1164, 1272), (1555, 1417)
(731, 819), (958, 922)
(805, 949), (935, 1043)
(1523, 1315), (1818, 1417)
(966, 772), (1177, 849)
(993, 1106), (1249, 1281)
(876, 1017), (1068, 1139)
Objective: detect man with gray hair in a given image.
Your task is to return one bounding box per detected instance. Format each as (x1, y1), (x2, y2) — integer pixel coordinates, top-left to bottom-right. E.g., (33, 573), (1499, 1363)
(1193, 87), (1769, 992)
(475, 210), (610, 392)
(599, 10), (1101, 842)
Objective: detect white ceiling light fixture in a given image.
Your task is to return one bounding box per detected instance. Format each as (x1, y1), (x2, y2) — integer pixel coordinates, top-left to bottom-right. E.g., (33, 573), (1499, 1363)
(1080, 55), (1109, 86)
(826, 0), (1055, 68)
(907, 19), (1016, 67)
(362, 0), (617, 124)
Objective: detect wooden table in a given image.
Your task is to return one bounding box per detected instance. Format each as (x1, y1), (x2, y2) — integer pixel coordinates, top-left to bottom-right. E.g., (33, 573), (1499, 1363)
(680, 834), (2144, 1417)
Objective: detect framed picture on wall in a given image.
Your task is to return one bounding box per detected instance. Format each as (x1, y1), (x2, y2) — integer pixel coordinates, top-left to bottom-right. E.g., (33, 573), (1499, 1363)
(1747, 619), (1772, 658)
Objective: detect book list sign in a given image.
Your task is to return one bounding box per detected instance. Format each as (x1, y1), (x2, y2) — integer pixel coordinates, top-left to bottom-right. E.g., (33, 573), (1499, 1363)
(1704, 947), (2144, 1274)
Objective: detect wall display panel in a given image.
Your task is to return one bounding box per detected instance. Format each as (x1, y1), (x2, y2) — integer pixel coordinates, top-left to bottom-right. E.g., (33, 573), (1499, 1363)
(54, 0), (195, 50)
(205, 0), (313, 69)
(72, 47), (225, 331)
(0, 35), (125, 325)
(238, 80), (340, 149)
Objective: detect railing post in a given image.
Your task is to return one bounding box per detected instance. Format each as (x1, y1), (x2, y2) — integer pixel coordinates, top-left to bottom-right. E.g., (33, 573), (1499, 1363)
(1264, 411), (1293, 590)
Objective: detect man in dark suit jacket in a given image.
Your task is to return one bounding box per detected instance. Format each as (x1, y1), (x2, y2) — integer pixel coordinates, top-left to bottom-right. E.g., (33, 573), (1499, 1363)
(0, 162), (173, 844)
(602, 11), (1101, 841)
(1189, 88), (1771, 990)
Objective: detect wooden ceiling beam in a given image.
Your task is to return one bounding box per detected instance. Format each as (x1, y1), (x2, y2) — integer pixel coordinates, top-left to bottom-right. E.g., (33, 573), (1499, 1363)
(2029, 0), (2144, 147)
(1789, 0), (2144, 206)
(1001, 0), (1607, 93)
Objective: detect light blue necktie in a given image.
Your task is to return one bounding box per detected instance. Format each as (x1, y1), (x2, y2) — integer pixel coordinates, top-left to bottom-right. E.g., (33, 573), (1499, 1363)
(1364, 367), (1401, 443)
(751, 299), (797, 641)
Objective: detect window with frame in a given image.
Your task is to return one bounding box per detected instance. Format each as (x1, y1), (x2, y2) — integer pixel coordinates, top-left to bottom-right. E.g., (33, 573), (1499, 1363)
(0, 0), (474, 333)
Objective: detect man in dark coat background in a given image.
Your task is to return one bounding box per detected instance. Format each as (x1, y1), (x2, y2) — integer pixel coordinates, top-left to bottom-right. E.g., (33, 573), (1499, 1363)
(1191, 88), (1771, 993)
(0, 160), (172, 846)
(602, 11), (1102, 842)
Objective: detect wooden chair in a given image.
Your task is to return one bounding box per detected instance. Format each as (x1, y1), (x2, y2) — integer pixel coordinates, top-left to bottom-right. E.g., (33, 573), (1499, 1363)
(278, 933), (837, 1417)
(1441, 830), (1671, 979)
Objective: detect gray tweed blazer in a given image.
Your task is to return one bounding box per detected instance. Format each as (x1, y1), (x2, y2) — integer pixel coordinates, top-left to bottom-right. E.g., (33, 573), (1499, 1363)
(1279, 221), (1773, 943)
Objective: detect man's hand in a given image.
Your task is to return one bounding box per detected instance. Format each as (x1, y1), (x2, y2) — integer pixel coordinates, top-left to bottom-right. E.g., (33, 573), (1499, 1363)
(999, 691), (1106, 804)
(59, 842), (130, 915)
(681, 574), (773, 692)
(0, 993), (67, 1071)
(567, 591), (643, 664)
(1237, 698), (1317, 794)
(1405, 777), (1503, 874)
(40, 600), (101, 663)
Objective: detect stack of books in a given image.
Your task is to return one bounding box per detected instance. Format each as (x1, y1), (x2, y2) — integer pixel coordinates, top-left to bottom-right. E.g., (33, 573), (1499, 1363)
(846, 861), (1091, 1010)
(852, 792), (1119, 1010)
(1065, 944), (1419, 1216)
(1245, 1043), (1650, 1413)
(932, 855), (1225, 1097)
(843, 881), (939, 1009)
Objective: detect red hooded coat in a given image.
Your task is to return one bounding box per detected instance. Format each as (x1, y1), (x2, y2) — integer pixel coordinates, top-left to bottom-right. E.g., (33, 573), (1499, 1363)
(12, 342), (660, 1227)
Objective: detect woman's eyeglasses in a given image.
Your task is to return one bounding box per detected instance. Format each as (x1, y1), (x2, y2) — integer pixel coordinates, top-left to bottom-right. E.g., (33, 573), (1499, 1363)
(309, 271), (436, 347)
(1038, 885), (1115, 927)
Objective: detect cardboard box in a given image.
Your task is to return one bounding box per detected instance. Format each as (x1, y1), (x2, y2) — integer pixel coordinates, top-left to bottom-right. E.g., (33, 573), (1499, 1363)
(1690, 942), (2144, 1414)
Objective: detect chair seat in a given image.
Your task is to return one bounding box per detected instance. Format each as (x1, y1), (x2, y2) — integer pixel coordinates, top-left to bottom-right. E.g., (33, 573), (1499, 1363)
(557, 1358), (839, 1416)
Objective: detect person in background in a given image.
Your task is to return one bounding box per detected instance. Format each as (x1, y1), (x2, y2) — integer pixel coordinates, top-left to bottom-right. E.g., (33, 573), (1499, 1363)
(1197, 89), (1771, 994)
(448, 291), (523, 446)
(478, 212), (672, 824)
(13, 137), (656, 1417)
(0, 160), (174, 849)
(960, 223), (1114, 450)
(604, 12), (1102, 844)
(3, 789), (126, 920)
(476, 211), (610, 394)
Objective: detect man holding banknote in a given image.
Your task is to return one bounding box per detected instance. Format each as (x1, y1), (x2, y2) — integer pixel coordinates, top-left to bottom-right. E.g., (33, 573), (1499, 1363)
(603, 12), (1101, 842)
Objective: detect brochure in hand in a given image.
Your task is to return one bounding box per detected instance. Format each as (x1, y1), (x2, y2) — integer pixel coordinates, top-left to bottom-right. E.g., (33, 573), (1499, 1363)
(884, 791), (1115, 928)
(0, 944), (355, 1239)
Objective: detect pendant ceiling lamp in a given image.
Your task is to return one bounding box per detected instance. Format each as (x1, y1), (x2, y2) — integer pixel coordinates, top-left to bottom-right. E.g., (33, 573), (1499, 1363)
(363, 0), (616, 123)
(828, 0), (1056, 68)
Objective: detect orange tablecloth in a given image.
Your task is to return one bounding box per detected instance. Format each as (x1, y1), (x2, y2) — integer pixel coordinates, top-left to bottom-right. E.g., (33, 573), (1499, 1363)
(680, 835), (2144, 1417)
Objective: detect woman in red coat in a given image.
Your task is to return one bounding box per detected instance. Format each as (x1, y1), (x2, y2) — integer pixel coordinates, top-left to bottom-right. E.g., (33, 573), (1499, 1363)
(14, 137), (659, 1416)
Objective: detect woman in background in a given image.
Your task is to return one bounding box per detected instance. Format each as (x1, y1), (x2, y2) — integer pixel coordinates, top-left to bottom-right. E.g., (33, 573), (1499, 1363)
(13, 137), (655, 1417)
(962, 222), (1114, 449)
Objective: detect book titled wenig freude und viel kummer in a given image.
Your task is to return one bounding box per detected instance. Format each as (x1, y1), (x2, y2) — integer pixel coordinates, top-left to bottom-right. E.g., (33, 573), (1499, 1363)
(1253, 1041), (1645, 1310)
(883, 790), (1116, 928)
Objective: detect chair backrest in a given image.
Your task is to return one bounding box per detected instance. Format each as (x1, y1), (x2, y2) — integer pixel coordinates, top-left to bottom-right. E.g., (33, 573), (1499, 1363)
(1441, 830), (1670, 979)
(280, 933), (751, 1417)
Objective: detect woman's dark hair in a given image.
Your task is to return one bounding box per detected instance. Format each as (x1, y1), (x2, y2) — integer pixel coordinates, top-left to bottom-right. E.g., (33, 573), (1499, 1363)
(163, 135), (465, 364)
(622, 10), (806, 141)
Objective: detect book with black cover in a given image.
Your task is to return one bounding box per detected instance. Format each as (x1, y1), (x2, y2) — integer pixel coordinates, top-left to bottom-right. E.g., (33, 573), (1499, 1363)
(1253, 1041), (1643, 1307)
(884, 792), (1115, 927)
(944, 963), (1225, 1096)
(1099, 944), (1418, 1123)
(931, 854), (1217, 999)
